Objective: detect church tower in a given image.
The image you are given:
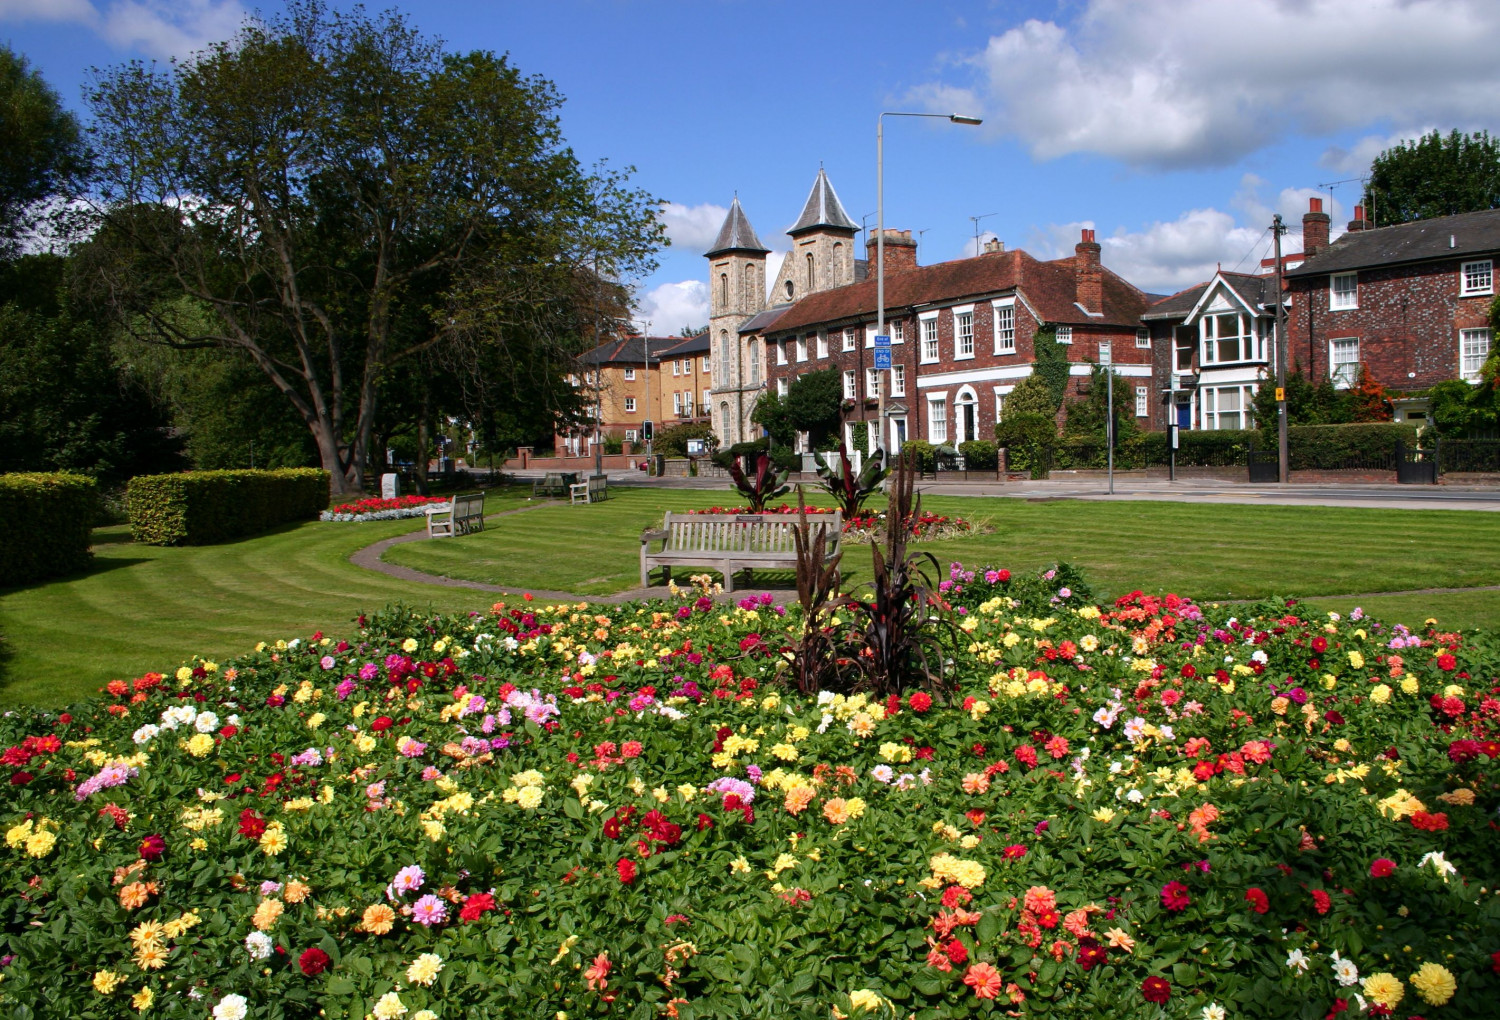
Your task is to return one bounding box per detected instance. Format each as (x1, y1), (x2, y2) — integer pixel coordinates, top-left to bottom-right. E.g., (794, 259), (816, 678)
(770, 168), (859, 303)
(705, 197), (769, 444)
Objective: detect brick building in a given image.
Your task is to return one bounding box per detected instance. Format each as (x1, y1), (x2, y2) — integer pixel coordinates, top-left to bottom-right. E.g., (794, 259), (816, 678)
(757, 222), (1153, 451)
(1284, 203), (1499, 419)
(557, 332), (712, 455)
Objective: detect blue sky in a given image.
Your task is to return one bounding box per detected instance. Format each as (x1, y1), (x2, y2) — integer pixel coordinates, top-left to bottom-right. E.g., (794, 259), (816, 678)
(5, 0), (1499, 331)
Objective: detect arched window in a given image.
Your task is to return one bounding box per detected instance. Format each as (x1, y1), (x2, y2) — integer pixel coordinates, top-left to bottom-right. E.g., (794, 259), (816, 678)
(748, 338), (761, 385)
(785, 280), (794, 299)
(719, 273), (728, 310)
(720, 401), (733, 443)
(719, 330), (733, 386)
(832, 242), (843, 283)
(805, 253), (815, 291)
(744, 265), (757, 309)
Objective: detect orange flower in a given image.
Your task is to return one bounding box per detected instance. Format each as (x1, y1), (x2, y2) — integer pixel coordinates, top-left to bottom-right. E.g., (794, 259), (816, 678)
(1104, 927), (1136, 952)
(118, 881), (156, 910)
(784, 787), (815, 815)
(961, 773), (990, 795)
(584, 952), (611, 992)
(963, 961), (1005, 999)
(1062, 908), (1093, 939)
(1022, 886), (1056, 914)
(822, 798), (850, 825)
(284, 880), (311, 904)
(361, 903), (395, 935)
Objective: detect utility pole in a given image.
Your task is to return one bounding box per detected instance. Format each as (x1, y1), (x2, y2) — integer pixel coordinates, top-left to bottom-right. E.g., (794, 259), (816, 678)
(1272, 214), (1289, 484)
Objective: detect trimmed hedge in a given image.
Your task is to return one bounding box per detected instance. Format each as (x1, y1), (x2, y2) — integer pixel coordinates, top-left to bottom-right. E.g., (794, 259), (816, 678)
(957, 440), (998, 470)
(0, 473), (98, 585)
(126, 468), (330, 546)
(1285, 422), (1419, 469)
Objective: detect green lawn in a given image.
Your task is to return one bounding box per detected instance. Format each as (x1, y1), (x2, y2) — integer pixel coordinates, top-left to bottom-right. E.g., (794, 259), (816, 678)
(0, 489), (528, 708)
(389, 486), (1500, 602)
(5, 484), (1500, 708)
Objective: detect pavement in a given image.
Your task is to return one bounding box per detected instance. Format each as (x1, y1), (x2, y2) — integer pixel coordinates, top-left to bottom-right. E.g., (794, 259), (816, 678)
(508, 469), (1500, 511)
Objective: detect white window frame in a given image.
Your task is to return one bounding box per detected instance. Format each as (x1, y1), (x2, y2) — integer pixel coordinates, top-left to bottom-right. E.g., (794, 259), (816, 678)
(892, 363), (906, 396)
(1200, 312), (1254, 365)
(1462, 260), (1494, 297)
(842, 370), (856, 399)
(842, 328), (857, 352)
(816, 333), (829, 359)
(1055, 325), (1073, 345)
(1330, 272), (1358, 310)
(625, 429), (638, 442)
(865, 367), (881, 398)
(623, 368), (636, 381)
(1329, 337), (1360, 389)
(776, 377), (788, 397)
(776, 341), (787, 366)
(672, 360), (680, 376)
(795, 336), (808, 362)
(701, 356), (709, 372)
(673, 391), (683, 415)
(1460, 327), (1492, 382)
(927, 396), (948, 444)
(1202, 387), (1251, 430)
(1136, 327), (1151, 349)
(702, 388), (711, 409)
(683, 391), (694, 416)
(624, 397), (636, 413)
(892, 319), (905, 344)
(992, 299), (1016, 354)
(919, 313), (940, 364)
(865, 323), (877, 349)
(953, 304), (975, 360)
(1134, 386), (1148, 417)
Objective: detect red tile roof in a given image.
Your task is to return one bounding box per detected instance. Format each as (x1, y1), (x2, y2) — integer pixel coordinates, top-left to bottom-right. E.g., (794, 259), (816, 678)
(763, 248), (1150, 335)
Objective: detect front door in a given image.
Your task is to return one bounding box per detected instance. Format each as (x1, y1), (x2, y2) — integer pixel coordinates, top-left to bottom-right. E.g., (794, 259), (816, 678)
(891, 416), (907, 451)
(958, 401), (977, 444)
(1175, 396), (1192, 429)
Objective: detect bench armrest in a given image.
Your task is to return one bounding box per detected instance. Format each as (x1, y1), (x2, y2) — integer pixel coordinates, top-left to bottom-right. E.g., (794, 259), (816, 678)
(640, 528), (669, 545)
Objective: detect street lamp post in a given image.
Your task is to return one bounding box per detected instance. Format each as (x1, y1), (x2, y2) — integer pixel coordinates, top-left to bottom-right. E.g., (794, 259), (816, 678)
(877, 111), (982, 453)
(642, 320), (653, 473)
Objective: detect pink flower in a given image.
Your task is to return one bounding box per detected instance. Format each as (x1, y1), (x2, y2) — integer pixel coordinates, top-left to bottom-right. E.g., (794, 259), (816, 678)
(411, 894), (447, 926)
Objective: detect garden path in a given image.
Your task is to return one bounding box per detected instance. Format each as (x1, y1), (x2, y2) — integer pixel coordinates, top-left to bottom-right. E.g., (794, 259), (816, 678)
(348, 502), (801, 606)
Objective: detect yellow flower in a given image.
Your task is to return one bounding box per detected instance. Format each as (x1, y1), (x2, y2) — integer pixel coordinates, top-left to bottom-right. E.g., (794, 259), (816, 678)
(406, 952), (444, 986)
(849, 989), (887, 1012)
(1370, 684), (1392, 704)
(771, 743), (799, 762)
(844, 797), (867, 819)
(162, 912), (201, 938)
(130, 921), (165, 950)
(1362, 972), (1405, 1009)
(185, 733), (215, 757)
(93, 971), (124, 994)
(24, 828), (56, 858)
(5, 819), (32, 848)
(374, 991), (408, 1019)
(356, 734), (377, 753)
(1409, 963), (1456, 1005)
(175, 666), (192, 682)
(307, 713), (326, 730)
(929, 853), (986, 889)
(1092, 807), (1116, 823)
(730, 856), (751, 874)
(134, 943), (168, 970)
(1401, 676), (1420, 695)
(516, 786), (544, 810)
(132, 986), (154, 1011)
(259, 823), (288, 856)
(1348, 650), (1365, 669)
(401, 638), (419, 653)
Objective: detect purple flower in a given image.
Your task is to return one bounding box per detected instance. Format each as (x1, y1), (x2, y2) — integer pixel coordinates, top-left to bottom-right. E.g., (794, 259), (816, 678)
(411, 894), (448, 926)
(1058, 587), (1072, 599)
(1033, 820), (1050, 835)
(745, 765), (763, 783)
(1287, 687), (1309, 705)
(335, 678), (357, 700)
(320, 655), (336, 670)
(359, 662), (380, 681)
(74, 764), (137, 801)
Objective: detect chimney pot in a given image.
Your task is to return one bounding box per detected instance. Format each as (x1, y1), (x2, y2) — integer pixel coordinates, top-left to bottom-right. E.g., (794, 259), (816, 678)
(1309, 197), (1323, 213)
(1346, 204), (1368, 232)
(1074, 228), (1103, 312)
(1303, 197), (1331, 256)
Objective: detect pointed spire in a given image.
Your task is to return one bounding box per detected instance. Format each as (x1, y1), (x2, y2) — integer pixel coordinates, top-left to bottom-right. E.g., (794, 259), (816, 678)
(705, 197), (769, 257)
(788, 168), (858, 236)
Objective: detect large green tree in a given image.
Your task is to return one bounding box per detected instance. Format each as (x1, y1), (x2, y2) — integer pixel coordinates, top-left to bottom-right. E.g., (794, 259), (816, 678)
(81, 1), (661, 494)
(1363, 130), (1500, 225)
(0, 47), (85, 256)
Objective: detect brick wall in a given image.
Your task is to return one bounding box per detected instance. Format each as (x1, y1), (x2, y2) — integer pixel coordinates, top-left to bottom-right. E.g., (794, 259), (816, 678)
(1288, 256), (1493, 389)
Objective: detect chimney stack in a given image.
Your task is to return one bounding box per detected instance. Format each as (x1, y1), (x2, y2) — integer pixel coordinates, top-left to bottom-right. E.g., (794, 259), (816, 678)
(1075, 227), (1102, 313)
(981, 238), (1005, 254)
(1346, 204), (1369, 232)
(866, 228), (918, 275)
(1302, 197), (1330, 257)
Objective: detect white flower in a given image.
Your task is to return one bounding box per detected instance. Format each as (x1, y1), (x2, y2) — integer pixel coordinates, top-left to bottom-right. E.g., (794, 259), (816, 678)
(1418, 851), (1457, 881)
(870, 765), (894, 784)
(1286, 949), (1309, 973)
(213, 994), (249, 1020)
(245, 931), (273, 960)
(1332, 957), (1359, 986)
(132, 724), (160, 745)
(1123, 717), (1147, 741)
(194, 712), (220, 733)
(1202, 1004), (1227, 1020)
(816, 690), (837, 706)
(1126, 789), (1145, 804)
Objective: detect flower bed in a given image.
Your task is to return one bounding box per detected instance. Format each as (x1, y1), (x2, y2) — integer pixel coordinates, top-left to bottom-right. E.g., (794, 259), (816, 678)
(320, 495), (450, 522)
(2, 570), (1499, 1018)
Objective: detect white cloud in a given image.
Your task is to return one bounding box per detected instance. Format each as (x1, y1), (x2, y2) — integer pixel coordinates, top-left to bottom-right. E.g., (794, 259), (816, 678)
(764, 250), (787, 299)
(1318, 127), (1437, 178)
(659, 201), (728, 255)
(916, 0), (1500, 168)
(1030, 210), (1266, 295)
(634, 279), (708, 335)
(958, 230), (1000, 259)
(0, 0), (246, 59)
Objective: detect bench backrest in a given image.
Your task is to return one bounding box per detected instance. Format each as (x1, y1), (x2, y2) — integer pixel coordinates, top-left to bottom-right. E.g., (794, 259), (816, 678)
(659, 512), (842, 554)
(454, 492), (484, 515)
(544, 473), (563, 485)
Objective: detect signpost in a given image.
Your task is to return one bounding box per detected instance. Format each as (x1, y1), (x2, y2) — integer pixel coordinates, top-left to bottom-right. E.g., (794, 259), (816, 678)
(873, 334), (891, 452)
(1100, 341), (1114, 495)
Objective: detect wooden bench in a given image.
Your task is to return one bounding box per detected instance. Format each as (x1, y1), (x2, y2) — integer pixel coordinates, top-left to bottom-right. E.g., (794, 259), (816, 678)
(426, 492), (485, 537)
(639, 511), (842, 592)
(531, 472), (578, 498)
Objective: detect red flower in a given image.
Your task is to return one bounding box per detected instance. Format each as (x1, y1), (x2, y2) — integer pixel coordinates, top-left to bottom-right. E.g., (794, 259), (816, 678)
(1142, 976), (1171, 1003)
(1077, 939), (1107, 971)
(1244, 887), (1270, 914)
(138, 834), (166, 861)
(1369, 857), (1396, 878)
(370, 716), (393, 732)
(299, 947), (330, 976)
(616, 858), (636, 884)
(996, 569), (1010, 582)
(1310, 889), (1331, 915)
(1410, 810), (1449, 832)
(1491, 950), (1500, 975)
(459, 892), (495, 923)
(1003, 844), (1028, 859)
(1436, 653), (1457, 671)
(909, 691), (933, 713)
(1311, 636), (1328, 653)
(237, 808), (267, 840)
(945, 938), (969, 964)
(1160, 880), (1191, 913)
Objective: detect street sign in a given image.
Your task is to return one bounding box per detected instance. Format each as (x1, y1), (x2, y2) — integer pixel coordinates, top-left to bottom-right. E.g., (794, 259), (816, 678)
(873, 347), (892, 370)
(1099, 340), (1112, 366)
(874, 334), (890, 347)
(1275, 387), (1285, 402)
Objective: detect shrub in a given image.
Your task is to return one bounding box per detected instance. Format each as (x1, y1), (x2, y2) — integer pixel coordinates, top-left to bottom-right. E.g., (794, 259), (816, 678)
(126, 468), (330, 546)
(653, 421), (716, 457)
(994, 412), (1057, 477)
(601, 433), (623, 455)
(957, 440), (997, 470)
(1126, 429), (1258, 468)
(0, 473), (97, 585)
(1287, 422), (1419, 469)
(899, 439), (936, 472)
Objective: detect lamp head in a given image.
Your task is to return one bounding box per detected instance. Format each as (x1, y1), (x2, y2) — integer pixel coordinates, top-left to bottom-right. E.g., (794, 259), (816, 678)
(950, 114), (983, 125)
